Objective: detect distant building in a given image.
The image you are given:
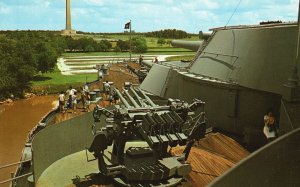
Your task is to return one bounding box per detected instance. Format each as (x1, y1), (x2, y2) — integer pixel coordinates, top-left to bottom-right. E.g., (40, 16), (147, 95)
(62, 0), (76, 36)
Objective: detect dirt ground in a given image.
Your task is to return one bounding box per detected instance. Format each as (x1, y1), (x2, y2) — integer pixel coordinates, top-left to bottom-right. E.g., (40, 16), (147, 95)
(90, 62), (140, 90)
(54, 62), (140, 123)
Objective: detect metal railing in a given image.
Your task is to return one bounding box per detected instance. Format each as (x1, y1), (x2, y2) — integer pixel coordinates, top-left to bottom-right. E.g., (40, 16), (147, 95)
(0, 172), (32, 184)
(0, 160), (31, 170)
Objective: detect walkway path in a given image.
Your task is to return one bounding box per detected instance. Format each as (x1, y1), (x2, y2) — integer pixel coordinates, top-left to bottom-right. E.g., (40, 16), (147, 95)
(57, 55), (178, 75)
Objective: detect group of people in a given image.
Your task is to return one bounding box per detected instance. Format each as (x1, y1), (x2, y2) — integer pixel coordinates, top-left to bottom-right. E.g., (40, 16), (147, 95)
(58, 85), (90, 113)
(138, 55), (159, 65)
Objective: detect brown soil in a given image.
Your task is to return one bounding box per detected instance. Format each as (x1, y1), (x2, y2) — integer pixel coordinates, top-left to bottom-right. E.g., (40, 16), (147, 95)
(53, 62), (140, 124)
(90, 62), (140, 90)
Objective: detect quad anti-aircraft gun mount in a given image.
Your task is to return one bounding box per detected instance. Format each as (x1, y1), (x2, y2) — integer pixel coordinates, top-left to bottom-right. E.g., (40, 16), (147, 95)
(88, 84), (206, 186)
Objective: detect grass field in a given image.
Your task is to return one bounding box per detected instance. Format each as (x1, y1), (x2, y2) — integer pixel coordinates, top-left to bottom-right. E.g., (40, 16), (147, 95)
(62, 49), (195, 57)
(31, 65), (98, 93)
(62, 46), (195, 57)
(64, 33), (198, 57)
(31, 33), (197, 93)
(74, 34), (200, 48)
(32, 65), (97, 84)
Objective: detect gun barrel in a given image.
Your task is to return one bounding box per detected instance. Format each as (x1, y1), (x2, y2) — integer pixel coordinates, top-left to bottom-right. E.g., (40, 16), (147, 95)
(171, 40), (203, 51)
(123, 88), (140, 108)
(138, 88), (157, 107)
(142, 60), (154, 68)
(114, 89), (132, 108)
(199, 31), (212, 40)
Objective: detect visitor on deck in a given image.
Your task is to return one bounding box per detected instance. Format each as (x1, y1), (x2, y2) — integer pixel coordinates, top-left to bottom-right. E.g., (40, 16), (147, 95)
(153, 56), (159, 63)
(139, 55), (143, 65)
(72, 91), (77, 113)
(58, 91), (65, 113)
(98, 70), (103, 80)
(263, 109), (277, 142)
(83, 84), (89, 93)
(109, 94), (114, 105)
(113, 89), (119, 104)
(104, 81), (111, 100)
(66, 86), (72, 108)
(81, 89), (86, 111)
(85, 93), (91, 112)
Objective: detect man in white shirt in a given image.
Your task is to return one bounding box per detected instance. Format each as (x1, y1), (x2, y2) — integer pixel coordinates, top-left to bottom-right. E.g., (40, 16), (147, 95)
(104, 81), (110, 100)
(58, 91), (65, 112)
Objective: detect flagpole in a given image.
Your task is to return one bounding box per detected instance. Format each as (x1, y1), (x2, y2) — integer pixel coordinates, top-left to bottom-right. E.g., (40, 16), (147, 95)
(129, 20), (132, 62)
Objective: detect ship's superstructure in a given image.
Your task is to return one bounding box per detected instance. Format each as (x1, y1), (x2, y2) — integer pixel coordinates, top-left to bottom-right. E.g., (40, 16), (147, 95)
(143, 22), (300, 147)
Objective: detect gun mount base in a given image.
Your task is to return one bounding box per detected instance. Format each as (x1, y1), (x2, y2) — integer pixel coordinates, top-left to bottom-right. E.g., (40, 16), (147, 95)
(114, 176), (183, 187)
(88, 86), (206, 186)
(100, 141), (190, 186)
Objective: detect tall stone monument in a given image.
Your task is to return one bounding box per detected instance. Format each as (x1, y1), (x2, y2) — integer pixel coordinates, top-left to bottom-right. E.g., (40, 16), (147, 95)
(62, 0), (76, 35)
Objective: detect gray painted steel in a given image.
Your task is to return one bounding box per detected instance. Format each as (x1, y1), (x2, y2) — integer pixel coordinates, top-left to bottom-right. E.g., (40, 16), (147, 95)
(141, 67), (282, 146)
(190, 25), (299, 95)
(140, 64), (171, 97)
(209, 128), (300, 187)
(140, 24), (300, 146)
(32, 112), (95, 182)
(171, 40), (203, 51)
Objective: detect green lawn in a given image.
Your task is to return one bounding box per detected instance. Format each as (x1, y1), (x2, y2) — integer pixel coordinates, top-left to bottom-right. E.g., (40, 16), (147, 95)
(65, 34), (199, 57)
(31, 33), (198, 93)
(31, 65), (98, 86)
(62, 47), (195, 57)
(73, 33), (200, 48)
(31, 65), (98, 93)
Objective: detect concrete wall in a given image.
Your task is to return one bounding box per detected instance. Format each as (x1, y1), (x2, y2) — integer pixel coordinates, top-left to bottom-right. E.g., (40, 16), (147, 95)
(32, 112), (95, 182)
(209, 128), (300, 187)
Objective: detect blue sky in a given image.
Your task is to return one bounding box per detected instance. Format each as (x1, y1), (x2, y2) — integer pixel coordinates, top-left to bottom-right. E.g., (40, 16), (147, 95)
(0, 0), (298, 33)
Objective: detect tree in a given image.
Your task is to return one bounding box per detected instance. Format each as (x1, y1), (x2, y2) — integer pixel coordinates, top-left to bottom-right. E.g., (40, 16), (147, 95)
(36, 42), (57, 73)
(157, 38), (166, 45)
(145, 29), (190, 39)
(98, 40), (112, 52)
(85, 45), (95, 52)
(0, 36), (36, 98)
(114, 46), (121, 54)
(0, 31), (65, 98)
(116, 40), (130, 51)
(132, 37), (147, 53)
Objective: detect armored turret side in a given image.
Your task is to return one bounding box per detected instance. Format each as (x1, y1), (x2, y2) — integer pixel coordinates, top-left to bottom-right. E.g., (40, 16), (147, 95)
(189, 24), (299, 95)
(140, 24), (300, 147)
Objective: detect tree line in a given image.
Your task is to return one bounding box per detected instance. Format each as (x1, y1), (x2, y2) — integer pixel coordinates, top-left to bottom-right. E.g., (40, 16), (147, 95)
(0, 28), (190, 99)
(114, 37), (147, 53)
(64, 36), (147, 53)
(0, 31), (64, 99)
(145, 29), (190, 39)
(65, 37), (112, 52)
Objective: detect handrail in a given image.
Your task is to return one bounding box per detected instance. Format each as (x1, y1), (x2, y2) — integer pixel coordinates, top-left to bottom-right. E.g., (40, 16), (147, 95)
(0, 172), (32, 184)
(0, 159), (31, 170)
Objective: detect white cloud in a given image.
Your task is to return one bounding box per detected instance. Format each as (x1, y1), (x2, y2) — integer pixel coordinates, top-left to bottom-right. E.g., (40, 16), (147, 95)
(0, 0), (298, 32)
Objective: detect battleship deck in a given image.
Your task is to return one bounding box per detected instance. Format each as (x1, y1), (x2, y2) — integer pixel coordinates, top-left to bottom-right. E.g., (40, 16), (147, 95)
(36, 132), (249, 187)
